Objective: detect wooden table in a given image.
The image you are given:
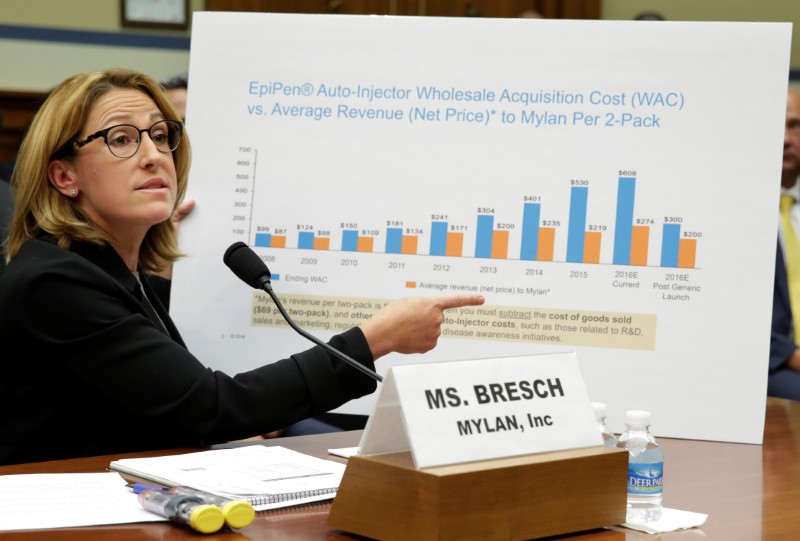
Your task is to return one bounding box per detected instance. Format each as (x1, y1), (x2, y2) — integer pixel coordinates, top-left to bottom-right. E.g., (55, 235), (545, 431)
(1, 398), (798, 540)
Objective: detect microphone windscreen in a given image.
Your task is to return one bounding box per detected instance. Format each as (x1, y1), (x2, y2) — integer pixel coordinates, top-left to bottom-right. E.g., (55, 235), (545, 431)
(223, 241), (271, 289)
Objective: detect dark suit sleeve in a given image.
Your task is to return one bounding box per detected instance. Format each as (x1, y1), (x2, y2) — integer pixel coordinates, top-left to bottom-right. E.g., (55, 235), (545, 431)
(3, 241), (377, 446)
(771, 240), (796, 373)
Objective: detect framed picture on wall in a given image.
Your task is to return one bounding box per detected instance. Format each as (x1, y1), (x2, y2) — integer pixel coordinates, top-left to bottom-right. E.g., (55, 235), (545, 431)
(121, 0), (189, 30)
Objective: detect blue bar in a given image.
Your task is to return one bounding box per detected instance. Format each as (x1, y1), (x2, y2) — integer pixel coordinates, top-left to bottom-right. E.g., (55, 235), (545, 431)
(613, 177), (636, 265)
(520, 202), (541, 261)
(255, 233), (271, 247)
(430, 221), (448, 256)
(566, 186), (588, 263)
(386, 227), (403, 254)
(661, 223), (681, 267)
(475, 214), (494, 258)
(342, 230), (359, 252)
(298, 231), (314, 250)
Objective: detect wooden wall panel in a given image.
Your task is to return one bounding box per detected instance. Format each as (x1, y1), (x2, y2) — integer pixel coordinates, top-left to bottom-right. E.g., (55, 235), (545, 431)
(206, 0), (396, 15)
(0, 91), (46, 168)
(205, 0), (601, 19)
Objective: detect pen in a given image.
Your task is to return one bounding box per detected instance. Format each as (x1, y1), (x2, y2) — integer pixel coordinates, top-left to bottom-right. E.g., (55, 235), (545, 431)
(138, 488), (225, 534)
(129, 483), (255, 529)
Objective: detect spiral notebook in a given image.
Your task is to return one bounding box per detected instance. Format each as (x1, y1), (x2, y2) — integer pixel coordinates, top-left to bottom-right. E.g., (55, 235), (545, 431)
(109, 445), (345, 511)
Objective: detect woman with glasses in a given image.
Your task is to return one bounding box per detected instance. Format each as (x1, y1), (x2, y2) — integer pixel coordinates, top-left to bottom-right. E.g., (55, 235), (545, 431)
(0, 68), (484, 465)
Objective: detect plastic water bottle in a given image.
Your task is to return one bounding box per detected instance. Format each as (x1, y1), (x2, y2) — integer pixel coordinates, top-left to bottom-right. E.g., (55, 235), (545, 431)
(616, 410), (663, 523)
(591, 402), (618, 447)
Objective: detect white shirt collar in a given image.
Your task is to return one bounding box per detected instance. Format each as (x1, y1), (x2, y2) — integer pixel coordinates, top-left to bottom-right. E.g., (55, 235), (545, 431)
(781, 177), (800, 199)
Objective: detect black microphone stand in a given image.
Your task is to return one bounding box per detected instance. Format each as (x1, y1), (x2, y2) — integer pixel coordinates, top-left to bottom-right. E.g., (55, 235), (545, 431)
(259, 280), (384, 382)
(223, 241), (383, 382)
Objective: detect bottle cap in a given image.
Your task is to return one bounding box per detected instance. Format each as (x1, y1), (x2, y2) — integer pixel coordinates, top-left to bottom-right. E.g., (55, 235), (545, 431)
(591, 402), (607, 419)
(624, 409), (651, 425)
(188, 503), (225, 534)
(221, 499), (256, 529)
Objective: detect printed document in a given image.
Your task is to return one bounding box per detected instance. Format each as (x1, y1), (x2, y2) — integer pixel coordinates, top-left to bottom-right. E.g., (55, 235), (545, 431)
(0, 472), (166, 531)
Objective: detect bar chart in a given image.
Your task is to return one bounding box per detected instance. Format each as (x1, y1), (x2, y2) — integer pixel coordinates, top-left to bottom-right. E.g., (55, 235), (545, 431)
(250, 173), (700, 269)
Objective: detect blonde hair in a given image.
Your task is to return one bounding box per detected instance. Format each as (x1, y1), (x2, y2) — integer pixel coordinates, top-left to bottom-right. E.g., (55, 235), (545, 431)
(6, 68), (192, 273)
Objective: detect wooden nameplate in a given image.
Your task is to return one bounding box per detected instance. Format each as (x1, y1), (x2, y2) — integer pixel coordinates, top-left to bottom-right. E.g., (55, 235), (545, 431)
(328, 445), (627, 541)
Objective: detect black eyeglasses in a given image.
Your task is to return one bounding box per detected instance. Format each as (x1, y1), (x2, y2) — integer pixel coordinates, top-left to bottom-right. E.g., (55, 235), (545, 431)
(58, 119), (183, 159)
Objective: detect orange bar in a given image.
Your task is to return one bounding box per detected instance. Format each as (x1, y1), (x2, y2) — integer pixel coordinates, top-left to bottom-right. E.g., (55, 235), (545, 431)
(446, 232), (464, 257)
(630, 226), (649, 266)
(678, 239), (697, 268)
(401, 236), (418, 255)
(583, 231), (601, 264)
(405, 281), (417, 288)
(537, 228), (555, 261)
(357, 236), (374, 253)
(491, 230), (509, 259)
(313, 237), (330, 250)
(271, 235), (287, 248)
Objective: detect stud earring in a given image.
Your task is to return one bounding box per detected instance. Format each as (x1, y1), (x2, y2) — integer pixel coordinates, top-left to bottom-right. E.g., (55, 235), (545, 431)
(69, 189), (77, 196)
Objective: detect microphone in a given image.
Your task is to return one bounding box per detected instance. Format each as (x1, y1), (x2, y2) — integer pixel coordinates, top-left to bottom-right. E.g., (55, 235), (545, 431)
(223, 242), (383, 382)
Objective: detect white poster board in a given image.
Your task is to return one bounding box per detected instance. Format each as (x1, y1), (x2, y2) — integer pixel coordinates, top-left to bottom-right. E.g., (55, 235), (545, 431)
(171, 12), (792, 444)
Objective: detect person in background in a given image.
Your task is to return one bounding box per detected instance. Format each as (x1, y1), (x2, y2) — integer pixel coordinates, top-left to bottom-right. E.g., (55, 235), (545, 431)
(771, 86), (800, 400)
(161, 73), (188, 122)
(158, 73), (337, 437)
(633, 11), (666, 21)
(159, 76), (192, 232)
(150, 74), (194, 304)
(159, 73), (338, 436)
(0, 68), (485, 465)
(157, 75), (192, 237)
(517, 9), (543, 19)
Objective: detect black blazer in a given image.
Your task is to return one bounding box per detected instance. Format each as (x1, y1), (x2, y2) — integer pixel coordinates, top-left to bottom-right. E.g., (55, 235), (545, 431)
(772, 240), (795, 373)
(769, 238), (800, 400)
(0, 178), (13, 277)
(0, 237), (377, 465)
